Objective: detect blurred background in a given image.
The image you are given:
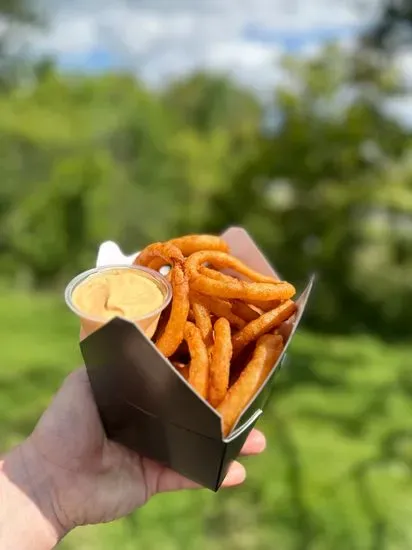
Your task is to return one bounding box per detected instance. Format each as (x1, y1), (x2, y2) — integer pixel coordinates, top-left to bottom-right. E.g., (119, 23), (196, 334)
(1, 0), (412, 548)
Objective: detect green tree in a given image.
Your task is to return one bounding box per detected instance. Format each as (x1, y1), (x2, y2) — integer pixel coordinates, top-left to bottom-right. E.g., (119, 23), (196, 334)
(0, 0), (40, 87)
(365, 0), (412, 50)
(163, 72), (263, 234)
(206, 44), (411, 337)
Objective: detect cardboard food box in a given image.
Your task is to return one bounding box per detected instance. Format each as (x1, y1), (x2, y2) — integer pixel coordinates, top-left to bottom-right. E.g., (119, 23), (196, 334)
(80, 227), (314, 491)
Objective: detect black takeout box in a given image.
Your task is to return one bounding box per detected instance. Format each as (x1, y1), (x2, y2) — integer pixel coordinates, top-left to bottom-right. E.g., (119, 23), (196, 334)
(80, 227), (314, 491)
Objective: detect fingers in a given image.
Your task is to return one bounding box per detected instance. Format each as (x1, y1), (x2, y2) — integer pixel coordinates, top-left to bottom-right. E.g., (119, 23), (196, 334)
(239, 429), (266, 456)
(156, 459), (246, 494)
(221, 461), (246, 487)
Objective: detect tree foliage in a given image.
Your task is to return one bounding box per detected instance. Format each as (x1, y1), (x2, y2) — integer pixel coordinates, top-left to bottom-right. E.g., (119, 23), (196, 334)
(366, 0), (412, 50)
(2, 9), (412, 548)
(0, 43), (411, 338)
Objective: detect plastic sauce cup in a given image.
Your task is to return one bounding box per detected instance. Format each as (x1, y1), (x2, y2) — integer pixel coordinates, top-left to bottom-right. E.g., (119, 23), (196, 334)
(65, 265), (172, 341)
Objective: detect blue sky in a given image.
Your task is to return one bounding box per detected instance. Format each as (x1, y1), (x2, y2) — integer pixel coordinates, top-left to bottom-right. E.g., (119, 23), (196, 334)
(243, 23), (365, 51)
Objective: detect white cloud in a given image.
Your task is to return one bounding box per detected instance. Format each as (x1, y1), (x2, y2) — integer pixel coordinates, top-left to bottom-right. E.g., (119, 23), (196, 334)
(395, 50), (412, 88)
(29, 0), (380, 91)
(385, 96), (412, 127)
(33, 15), (98, 55)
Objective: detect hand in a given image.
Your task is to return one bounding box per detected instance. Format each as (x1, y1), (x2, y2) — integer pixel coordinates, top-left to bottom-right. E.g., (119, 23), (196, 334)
(19, 368), (266, 538)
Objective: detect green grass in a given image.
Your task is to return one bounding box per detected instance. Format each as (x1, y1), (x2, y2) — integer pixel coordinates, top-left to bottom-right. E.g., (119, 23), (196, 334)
(2, 290), (412, 549)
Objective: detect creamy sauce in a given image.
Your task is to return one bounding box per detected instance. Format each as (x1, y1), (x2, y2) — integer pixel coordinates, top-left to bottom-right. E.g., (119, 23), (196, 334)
(72, 268), (164, 321)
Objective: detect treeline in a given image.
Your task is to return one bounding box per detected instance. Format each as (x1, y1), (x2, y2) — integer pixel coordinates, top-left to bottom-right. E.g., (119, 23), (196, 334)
(0, 45), (411, 339)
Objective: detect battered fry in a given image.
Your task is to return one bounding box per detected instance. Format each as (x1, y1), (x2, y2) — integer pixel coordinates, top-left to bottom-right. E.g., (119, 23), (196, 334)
(169, 235), (229, 256)
(209, 318), (232, 408)
(136, 241), (185, 269)
(231, 301), (261, 322)
(190, 292), (213, 347)
(135, 242), (189, 357)
(132, 233), (297, 418)
(184, 322), (210, 399)
(248, 299), (281, 312)
(200, 269), (281, 312)
(186, 251), (295, 301)
(199, 265), (277, 284)
(194, 293), (246, 329)
(217, 334), (284, 436)
(232, 300), (296, 357)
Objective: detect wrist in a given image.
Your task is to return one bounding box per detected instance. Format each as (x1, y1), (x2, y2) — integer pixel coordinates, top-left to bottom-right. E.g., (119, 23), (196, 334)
(0, 440), (69, 550)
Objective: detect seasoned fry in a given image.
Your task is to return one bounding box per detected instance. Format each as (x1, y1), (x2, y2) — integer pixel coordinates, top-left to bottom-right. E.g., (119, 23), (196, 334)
(200, 269), (281, 311)
(186, 251), (295, 301)
(232, 300), (297, 358)
(190, 292), (213, 346)
(231, 301), (261, 322)
(156, 264), (190, 357)
(247, 299), (281, 312)
(199, 266), (232, 282)
(168, 235), (229, 256)
(217, 334), (284, 436)
(194, 293), (246, 330)
(132, 232), (298, 433)
(275, 313), (297, 341)
(135, 242), (189, 357)
(187, 308), (195, 322)
(184, 322), (210, 400)
(147, 258), (168, 271)
(209, 318), (232, 407)
(199, 272), (281, 314)
(198, 264), (277, 285)
(136, 241), (184, 269)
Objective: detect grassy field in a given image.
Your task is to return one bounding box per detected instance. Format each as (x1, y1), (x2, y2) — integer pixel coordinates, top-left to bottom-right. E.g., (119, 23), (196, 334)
(2, 289), (412, 549)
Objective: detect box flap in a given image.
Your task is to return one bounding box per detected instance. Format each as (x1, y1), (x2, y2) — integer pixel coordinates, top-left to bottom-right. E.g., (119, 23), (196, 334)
(88, 231), (314, 441)
(221, 226), (281, 279)
(81, 318), (223, 440)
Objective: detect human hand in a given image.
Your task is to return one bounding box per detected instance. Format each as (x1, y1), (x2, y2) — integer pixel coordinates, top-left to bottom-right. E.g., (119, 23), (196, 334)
(17, 367), (266, 540)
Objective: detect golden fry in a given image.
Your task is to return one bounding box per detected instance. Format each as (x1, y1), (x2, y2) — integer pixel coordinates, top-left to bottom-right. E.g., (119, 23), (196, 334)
(187, 308), (195, 322)
(134, 233), (298, 423)
(136, 241), (184, 269)
(155, 264), (190, 357)
(201, 277), (281, 313)
(194, 293), (246, 330)
(248, 299), (281, 312)
(231, 301), (261, 322)
(147, 258), (167, 271)
(135, 242), (189, 357)
(199, 266), (232, 283)
(199, 268), (281, 314)
(190, 292), (213, 347)
(232, 300), (297, 358)
(186, 251), (295, 301)
(169, 235), (229, 256)
(184, 322), (210, 400)
(217, 334), (284, 436)
(198, 263), (277, 284)
(209, 318), (232, 408)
